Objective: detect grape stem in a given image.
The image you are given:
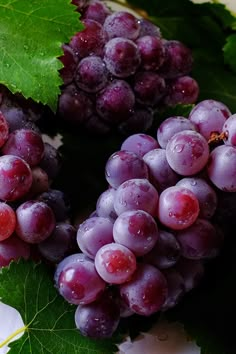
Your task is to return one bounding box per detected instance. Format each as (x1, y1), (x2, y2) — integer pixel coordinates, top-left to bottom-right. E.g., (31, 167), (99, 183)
(208, 131), (227, 144)
(0, 325), (27, 348)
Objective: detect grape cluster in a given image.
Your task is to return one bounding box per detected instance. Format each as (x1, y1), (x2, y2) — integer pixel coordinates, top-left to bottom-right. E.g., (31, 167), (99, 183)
(57, 0), (199, 135)
(0, 88), (78, 267)
(54, 98), (236, 339)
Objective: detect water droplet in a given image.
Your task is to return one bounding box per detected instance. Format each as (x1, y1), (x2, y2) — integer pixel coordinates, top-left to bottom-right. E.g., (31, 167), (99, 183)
(174, 144), (184, 153)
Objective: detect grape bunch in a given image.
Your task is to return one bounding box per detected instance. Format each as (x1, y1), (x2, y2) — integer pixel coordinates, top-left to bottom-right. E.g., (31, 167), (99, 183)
(54, 98), (236, 339)
(57, 0), (199, 135)
(0, 90), (79, 267)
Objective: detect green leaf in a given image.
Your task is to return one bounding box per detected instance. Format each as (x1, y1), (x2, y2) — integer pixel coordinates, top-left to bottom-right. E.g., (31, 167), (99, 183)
(223, 34), (236, 74)
(0, 260), (122, 354)
(0, 0), (82, 112)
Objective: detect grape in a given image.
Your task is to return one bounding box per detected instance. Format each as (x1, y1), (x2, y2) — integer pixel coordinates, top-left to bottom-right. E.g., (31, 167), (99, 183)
(143, 229), (181, 269)
(143, 148), (179, 192)
(136, 35), (165, 71)
(159, 40), (193, 79)
(137, 18), (161, 38)
(26, 166), (49, 199)
(39, 142), (62, 180)
(105, 150), (148, 188)
(76, 216), (114, 258)
(0, 106), (39, 133)
(119, 263), (168, 316)
(74, 289), (120, 338)
(55, 253), (106, 305)
(0, 155), (32, 201)
(59, 44), (78, 85)
(176, 218), (221, 260)
(74, 56), (108, 93)
(2, 129), (45, 167)
(82, 0), (111, 24)
(96, 80), (135, 124)
(176, 177), (218, 219)
(207, 145), (236, 192)
(103, 11), (140, 40)
(94, 243), (136, 284)
(113, 210), (159, 256)
(71, 0), (89, 11)
(164, 76), (199, 106)
(161, 269), (185, 311)
(121, 133), (159, 157)
(175, 257), (205, 292)
(0, 203), (16, 241)
(158, 185), (199, 230)
(96, 188), (117, 220)
(37, 189), (70, 222)
(0, 111), (9, 147)
(166, 130), (209, 176)
(38, 222), (77, 264)
(118, 107), (154, 136)
(15, 200), (56, 244)
(0, 234), (30, 267)
(114, 178), (159, 217)
(84, 113), (111, 135)
(69, 19), (106, 58)
(189, 99), (231, 140)
(104, 37), (141, 78)
(157, 116), (197, 149)
(222, 114), (236, 146)
(133, 71), (166, 106)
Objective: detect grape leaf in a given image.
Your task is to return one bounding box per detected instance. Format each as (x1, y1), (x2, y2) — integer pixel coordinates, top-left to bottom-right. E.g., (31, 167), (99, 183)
(0, 260), (123, 354)
(223, 34), (236, 73)
(0, 0), (82, 112)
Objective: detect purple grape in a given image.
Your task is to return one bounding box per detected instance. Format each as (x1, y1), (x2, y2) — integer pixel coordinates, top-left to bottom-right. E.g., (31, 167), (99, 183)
(55, 253), (106, 305)
(37, 189), (70, 222)
(0, 155), (32, 201)
(0, 106), (39, 133)
(137, 18), (161, 38)
(59, 44), (78, 85)
(133, 71), (166, 106)
(159, 40), (193, 79)
(15, 200), (56, 244)
(166, 130), (210, 176)
(189, 99), (231, 140)
(114, 178), (159, 217)
(0, 234), (30, 267)
(71, 0), (89, 12)
(207, 144), (236, 192)
(143, 229), (181, 269)
(223, 114), (236, 146)
(143, 148), (179, 192)
(58, 84), (93, 127)
(75, 56), (108, 93)
(96, 188), (117, 220)
(121, 133), (159, 157)
(2, 128), (45, 167)
(136, 35), (165, 71)
(161, 269), (185, 311)
(0, 202), (16, 241)
(118, 107), (154, 136)
(176, 218), (221, 260)
(104, 37), (141, 78)
(74, 289), (120, 338)
(175, 257), (205, 292)
(39, 142), (62, 180)
(38, 222), (77, 263)
(113, 210), (159, 256)
(83, 113), (111, 135)
(157, 116), (197, 149)
(120, 263), (168, 316)
(76, 216), (114, 259)
(105, 150), (148, 189)
(176, 177), (218, 219)
(164, 76), (199, 106)
(69, 19), (106, 58)
(95, 243), (136, 284)
(26, 166), (49, 199)
(103, 11), (140, 40)
(96, 80), (135, 124)
(158, 186), (199, 230)
(0, 111), (9, 147)
(82, 0), (111, 24)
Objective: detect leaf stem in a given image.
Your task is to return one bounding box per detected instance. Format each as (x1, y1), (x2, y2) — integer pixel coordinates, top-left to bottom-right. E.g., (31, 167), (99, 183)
(0, 325), (27, 348)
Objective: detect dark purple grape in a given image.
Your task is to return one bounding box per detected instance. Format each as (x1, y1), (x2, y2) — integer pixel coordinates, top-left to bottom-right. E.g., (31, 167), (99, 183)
(96, 80), (135, 124)
(161, 268), (185, 311)
(164, 76), (199, 105)
(75, 56), (108, 93)
(37, 189), (70, 222)
(136, 35), (165, 71)
(103, 11), (140, 40)
(138, 18), (161, 38)
(0, 234), (30, 267)
(82, 0), (111, 24)
(39, 142), (62, 180)
(118, 107), (154, 136)
(0, 111), (9, 147)
(104, 37), (141, 78)
(59, 44), (78, 85)
(83, 113), (111, 135)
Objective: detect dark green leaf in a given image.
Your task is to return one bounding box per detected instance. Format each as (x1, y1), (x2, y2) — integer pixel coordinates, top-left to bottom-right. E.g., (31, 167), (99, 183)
(223, 34), (236, 73)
